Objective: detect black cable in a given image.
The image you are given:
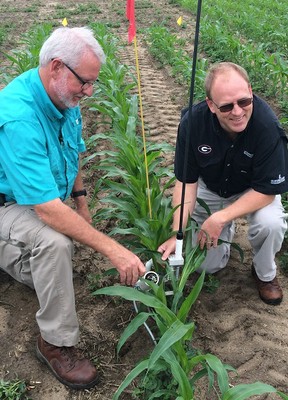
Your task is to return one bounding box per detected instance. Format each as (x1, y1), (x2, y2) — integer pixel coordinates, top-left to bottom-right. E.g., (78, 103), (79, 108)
(177, 0), (202, 239)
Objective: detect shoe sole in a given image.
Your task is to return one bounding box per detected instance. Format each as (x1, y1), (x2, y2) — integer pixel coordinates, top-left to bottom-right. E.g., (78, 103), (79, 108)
(36, 343), (100, 390)
(259, 295), (282, 306)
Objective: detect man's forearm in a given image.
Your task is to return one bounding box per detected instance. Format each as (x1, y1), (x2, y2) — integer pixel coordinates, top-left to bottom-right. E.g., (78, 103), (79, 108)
(218, 189), (275, 224)
(34, 199), (122, 258)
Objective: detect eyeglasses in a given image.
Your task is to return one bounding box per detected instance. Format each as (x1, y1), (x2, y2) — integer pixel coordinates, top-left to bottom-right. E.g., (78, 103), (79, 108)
(210, 97), (253, 113)
(63, 62), (95, 90)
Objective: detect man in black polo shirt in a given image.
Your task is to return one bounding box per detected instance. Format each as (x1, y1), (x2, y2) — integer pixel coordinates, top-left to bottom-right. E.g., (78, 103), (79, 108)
(158, 62), (288, 305)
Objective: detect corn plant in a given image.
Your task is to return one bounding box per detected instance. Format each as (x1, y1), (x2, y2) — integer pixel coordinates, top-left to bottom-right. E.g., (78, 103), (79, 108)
(169, 0), (288, 119)
(145, 24), (207, 101)
(86, 62), (137, 135)
(86, 87), (176, 263)
(83, 22), (287, 399)
(93, 233), (288, 400)
(0, 23), (53, 85)
(183, 0), (288, 55)
(85, 24), (176, 266)
(87, 92), (176, 264)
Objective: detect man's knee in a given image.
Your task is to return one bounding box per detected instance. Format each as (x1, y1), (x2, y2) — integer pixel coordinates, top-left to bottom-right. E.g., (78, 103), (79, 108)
(196, 243), (231, 274)
(36, 227), (74, 257)
(250, 213), (286, 238)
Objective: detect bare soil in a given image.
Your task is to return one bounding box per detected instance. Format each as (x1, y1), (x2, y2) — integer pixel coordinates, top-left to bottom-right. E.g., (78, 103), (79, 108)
(0, 1), (287, 399)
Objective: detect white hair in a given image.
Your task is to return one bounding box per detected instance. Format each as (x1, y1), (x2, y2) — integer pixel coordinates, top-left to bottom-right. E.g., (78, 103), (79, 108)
(39, 26), (106, 67)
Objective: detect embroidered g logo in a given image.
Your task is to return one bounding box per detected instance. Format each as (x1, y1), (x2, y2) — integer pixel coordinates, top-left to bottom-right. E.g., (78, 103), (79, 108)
(198, 145), (212, 154)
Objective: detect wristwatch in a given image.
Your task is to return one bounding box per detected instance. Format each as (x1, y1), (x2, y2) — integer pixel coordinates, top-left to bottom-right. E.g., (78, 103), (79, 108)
(71, 189), (87, 198)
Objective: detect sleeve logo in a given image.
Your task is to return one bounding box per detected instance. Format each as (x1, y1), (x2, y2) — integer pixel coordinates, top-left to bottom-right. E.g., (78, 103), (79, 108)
(271, 175), (285, 185)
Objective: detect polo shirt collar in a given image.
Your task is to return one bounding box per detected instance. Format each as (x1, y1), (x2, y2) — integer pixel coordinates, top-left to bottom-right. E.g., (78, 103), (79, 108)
(31, 67), (66, 122)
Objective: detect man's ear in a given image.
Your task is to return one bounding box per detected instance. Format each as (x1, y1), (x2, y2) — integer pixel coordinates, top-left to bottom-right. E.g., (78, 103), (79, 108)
(50, 59), (63, 78)
(206, 97), (216, 114)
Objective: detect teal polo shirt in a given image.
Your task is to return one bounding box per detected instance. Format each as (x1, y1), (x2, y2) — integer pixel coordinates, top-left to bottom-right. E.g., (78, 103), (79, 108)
(0, 67), (86, 205)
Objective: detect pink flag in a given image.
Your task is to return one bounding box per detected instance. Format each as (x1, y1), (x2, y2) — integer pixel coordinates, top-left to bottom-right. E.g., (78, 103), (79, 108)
(126, 0), (136, 42)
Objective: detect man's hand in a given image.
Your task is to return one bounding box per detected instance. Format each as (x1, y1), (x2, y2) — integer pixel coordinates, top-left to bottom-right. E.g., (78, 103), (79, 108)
(158, 236), (177, 261)
(35, 198), (145, 286)
(197, 212), (225, 249)
(108, 246), (146, 286)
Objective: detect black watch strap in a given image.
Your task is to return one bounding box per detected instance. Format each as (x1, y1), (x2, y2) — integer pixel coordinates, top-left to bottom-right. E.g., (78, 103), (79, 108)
(71, 189), (87, 198)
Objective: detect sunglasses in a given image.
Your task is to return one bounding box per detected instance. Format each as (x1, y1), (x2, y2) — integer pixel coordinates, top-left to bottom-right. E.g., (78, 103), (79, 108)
(210, 97), (253, 113)
(63, 62), (95, 90)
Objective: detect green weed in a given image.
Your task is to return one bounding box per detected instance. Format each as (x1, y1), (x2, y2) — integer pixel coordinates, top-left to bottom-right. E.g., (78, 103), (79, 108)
(0, 27), (7, 46)
(203, 274), (220, 293)
(0, 379), (31, 400)
(135, 0), (153, 9)
(76, 4), (101, 14)
(279, 252), (288, 276)
(87, 268), (119, 291)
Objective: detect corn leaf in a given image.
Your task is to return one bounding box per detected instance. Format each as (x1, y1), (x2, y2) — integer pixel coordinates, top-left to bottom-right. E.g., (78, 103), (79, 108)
(177, 270), (205, 322)
(148, 389), (178, 399)
(117, 312), (151, 354)
(148, 319), (194, 369)
(112, 359), (149, 400)
(93, 286), (176, 324)
(178, 246), (206, 292)
(222, 382), (282, 400)
(161, 349), (193, 398)
(204, 353), (229, 394)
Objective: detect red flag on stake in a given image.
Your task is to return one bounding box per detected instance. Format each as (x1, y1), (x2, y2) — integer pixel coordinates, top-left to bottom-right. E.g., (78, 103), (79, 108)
(126, 0), (136, 42)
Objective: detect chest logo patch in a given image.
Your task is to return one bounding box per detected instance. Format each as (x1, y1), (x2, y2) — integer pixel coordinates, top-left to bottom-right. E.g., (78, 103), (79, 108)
(198, 144), (212, 154)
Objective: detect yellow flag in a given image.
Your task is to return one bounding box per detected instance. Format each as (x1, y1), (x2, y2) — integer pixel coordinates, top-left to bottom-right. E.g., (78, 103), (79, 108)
(177, 16), (183, 26)
(62, 18), (68, 27)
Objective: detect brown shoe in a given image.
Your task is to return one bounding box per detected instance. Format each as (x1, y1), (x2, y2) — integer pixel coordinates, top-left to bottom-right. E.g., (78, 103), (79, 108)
(36, 335), (99, 389)
(251, 265), (283, 305)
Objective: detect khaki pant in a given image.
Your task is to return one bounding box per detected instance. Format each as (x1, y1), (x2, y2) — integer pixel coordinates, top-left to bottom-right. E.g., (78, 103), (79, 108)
(0, 203), (79, 347)
(192, 179), (287, 281)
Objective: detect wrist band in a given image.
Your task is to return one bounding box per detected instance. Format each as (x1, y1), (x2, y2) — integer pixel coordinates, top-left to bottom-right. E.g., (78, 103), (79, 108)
(71, 189), (87, 198)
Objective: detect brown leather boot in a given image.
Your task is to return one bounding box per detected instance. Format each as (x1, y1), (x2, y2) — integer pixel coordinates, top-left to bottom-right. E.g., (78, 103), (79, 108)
(251, 264), (283, 305)
(36, 335), (99, 389)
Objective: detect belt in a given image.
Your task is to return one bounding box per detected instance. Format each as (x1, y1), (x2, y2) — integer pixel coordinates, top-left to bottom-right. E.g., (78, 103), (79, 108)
(0, 193), (6, 206)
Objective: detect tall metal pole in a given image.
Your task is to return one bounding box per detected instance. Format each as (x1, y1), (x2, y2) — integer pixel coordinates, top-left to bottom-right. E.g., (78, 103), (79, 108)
(169, 0), (203, 271)
(177, 0), (203, 240)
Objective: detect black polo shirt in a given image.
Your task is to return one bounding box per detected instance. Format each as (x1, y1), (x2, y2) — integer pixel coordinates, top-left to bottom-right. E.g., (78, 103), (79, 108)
(174, 95), (288, 197)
